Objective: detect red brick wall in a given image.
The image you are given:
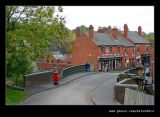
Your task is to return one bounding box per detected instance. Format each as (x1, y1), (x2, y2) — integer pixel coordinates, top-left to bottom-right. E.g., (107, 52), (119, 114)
(72, 26), (151, 71)
(135, 44), (150, 56)
(72, 37), (98, 71)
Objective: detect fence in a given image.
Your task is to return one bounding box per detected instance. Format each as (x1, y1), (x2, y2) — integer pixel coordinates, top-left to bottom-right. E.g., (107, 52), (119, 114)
(62, 64), (86, 78)
(114, 78), (138, 104)
(124, 88), (154, 105)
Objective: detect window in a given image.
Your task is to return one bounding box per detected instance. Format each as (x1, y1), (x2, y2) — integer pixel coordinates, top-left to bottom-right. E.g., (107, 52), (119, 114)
(125, 48), (128, 55)
(101, 47), (105, 54)
(109, 47), (112, 54)
(117, 47), (120, 54)
(132, 48), (135, 56)
(146, 45), (149, 52)
(137, 45), (140, 52)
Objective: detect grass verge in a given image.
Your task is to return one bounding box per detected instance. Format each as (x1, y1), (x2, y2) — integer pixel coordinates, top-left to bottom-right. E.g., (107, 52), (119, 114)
(6, 87), (28, 105)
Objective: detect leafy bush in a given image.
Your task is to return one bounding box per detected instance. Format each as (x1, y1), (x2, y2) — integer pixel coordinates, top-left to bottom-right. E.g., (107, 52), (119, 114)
(6, 51), (33, 87)
(118, 73), (128, 81)
(135, 64), (144, 69)
(6, 75), (25, 87)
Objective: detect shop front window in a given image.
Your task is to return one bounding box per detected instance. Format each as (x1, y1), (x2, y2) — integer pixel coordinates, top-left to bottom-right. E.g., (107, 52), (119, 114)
(125, 59), (130, 67)
(116, 59), (121, 69)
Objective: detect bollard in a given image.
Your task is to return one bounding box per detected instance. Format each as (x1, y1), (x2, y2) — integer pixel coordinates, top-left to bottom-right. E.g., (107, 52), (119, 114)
(54, 71), (59, 85)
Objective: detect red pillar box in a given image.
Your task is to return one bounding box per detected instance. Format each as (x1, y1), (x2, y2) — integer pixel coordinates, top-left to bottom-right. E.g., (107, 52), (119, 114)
(54, 71), (59, 85)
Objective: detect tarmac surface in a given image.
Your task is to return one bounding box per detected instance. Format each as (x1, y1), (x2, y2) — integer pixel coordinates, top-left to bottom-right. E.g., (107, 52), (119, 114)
(22, 72), (121, 105)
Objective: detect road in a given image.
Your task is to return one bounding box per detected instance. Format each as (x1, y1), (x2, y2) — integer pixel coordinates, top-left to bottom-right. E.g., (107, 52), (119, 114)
(22, 72), (119, 105)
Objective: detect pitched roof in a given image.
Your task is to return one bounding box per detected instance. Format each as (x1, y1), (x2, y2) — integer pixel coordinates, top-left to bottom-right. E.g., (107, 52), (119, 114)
(85, 32), (134, 47)
(128, 31), (150, 44)
(52, 54), (66, 60)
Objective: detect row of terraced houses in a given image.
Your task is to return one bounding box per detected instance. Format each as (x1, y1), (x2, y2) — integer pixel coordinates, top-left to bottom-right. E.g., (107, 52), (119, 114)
(72, 24), (152, 72)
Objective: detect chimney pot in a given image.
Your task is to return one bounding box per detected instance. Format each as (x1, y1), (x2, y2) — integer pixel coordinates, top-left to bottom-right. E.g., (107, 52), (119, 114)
(112, 26), (119, 39)
(76, 27), (80, 39)
(138, 26), (142, 35)
(98, 26), (104, 33)
(108, 26), (112, 34)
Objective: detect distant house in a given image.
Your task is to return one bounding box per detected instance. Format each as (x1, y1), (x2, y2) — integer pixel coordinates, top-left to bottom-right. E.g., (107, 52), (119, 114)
(46, 39), (68, 63)
(72, 24), (151, 71)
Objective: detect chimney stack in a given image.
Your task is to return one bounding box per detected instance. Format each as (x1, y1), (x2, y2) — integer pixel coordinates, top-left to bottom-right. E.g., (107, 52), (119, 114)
(124, 24), (129, 38)
(138, 26), (142, 35)
(98, 26), (104, 33)
(108, 26), (112, 34)
(76, 27), (80, 39)
(112, 26), (119, 39)
(89, 25), (94, 39)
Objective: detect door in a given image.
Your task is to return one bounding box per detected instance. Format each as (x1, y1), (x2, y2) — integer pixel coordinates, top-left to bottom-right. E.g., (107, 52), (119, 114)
(98, 62), (102, 71)
(113, 59), (115, 70)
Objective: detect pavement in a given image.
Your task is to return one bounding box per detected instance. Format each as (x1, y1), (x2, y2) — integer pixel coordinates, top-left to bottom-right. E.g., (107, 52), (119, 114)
(22, 71), (121, 105)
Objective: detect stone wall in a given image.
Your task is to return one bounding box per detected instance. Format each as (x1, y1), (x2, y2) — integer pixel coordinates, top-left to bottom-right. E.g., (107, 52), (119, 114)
(24, 70), (53, 87)
(62, 64), (86, 78)
(114, 78), (138, 104)
(37, 62), (73, 71)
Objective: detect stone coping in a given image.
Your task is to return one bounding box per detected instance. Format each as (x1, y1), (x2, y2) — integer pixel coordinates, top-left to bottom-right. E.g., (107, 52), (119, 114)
(24, 70), (53, 77)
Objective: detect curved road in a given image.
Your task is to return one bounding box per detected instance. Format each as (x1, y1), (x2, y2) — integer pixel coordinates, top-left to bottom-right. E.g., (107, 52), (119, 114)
(22, 72), (119, 105)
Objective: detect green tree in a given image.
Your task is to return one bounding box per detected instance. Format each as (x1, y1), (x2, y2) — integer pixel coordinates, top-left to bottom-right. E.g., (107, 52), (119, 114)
(80, 25), (88, 36)
(6, 6), (68, 85)
(61, 29), (75, 54)
(145, 33), (154, 47)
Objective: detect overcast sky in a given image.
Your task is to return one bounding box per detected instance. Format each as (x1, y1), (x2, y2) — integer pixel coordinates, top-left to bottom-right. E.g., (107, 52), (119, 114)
(58, 6), (154, 34)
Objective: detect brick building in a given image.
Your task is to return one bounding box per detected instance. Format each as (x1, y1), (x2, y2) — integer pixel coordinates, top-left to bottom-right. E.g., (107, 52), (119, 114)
(72, 24), (151, 72)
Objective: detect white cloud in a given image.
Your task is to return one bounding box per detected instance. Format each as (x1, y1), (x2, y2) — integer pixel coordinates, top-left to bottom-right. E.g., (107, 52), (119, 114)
(60, 6), (154, 33)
